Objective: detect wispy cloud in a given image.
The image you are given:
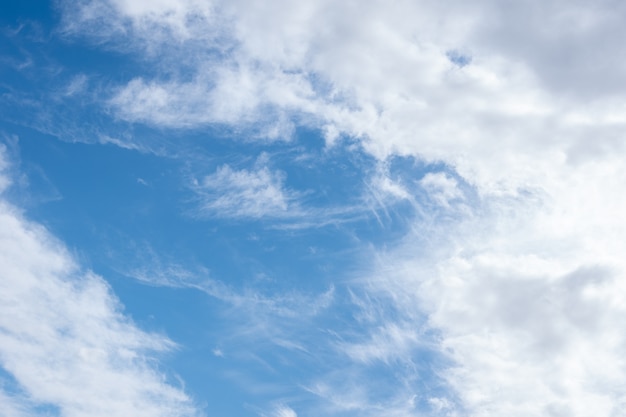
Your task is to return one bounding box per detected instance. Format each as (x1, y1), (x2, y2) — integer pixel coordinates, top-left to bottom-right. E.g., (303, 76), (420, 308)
(191, 162), (299, 220)
(419, 173), (464, 209)
(127, 252), (335, 322)
(339, 322), (422, 365)
(0, 147), (201, 417)
(269, 404), (298, 417)
(187, 153), (382, 228)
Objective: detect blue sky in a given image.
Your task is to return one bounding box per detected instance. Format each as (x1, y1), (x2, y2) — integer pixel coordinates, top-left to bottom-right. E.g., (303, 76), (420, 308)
(3, 1), (626, 417)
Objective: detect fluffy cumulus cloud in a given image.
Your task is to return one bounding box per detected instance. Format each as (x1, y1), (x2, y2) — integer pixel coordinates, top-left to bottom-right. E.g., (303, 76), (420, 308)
(34, 0), (626, 416)
(0, 146), (199, 417)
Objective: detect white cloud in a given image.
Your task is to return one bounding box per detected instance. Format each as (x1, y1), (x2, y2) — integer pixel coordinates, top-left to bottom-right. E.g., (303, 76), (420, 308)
(0, 148), (200, 417)
(129, 257), (335, 320)
(364, 172), (626, 416)
(187, 156), (370, 225)
(339, 322), (421, 365)
(56, 1), (626, 416)
(362, 166), (412, 224)
(419, 173), (463, 208)
(62, 74), (89, 97)
(53, 2), (590, 172)
(271, 405), (297, 417)
(63, 0), (626, 193)
(192, 162), (298, 219)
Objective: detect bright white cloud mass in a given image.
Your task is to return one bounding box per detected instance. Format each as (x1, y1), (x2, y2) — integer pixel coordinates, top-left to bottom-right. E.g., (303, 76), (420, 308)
(2, 1), (626, 416)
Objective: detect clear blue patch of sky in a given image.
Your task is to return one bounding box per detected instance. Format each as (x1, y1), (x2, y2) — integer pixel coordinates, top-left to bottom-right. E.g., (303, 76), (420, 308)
(446, 50), (472, 68)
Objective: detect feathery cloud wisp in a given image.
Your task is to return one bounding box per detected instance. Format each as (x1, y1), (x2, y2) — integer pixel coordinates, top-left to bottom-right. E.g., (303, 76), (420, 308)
(192, 164), (297, 219)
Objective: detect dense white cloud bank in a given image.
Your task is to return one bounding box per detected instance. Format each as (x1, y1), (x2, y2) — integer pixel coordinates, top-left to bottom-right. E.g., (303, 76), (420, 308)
(365, 187), (626, 416)
(0, 146), (199, 417)
(57, 1), (626, 416)
(64, 0), (626, 190)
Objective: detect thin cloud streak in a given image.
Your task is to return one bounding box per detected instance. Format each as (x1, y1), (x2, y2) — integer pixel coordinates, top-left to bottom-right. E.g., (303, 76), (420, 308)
(127, 252), (335, 321)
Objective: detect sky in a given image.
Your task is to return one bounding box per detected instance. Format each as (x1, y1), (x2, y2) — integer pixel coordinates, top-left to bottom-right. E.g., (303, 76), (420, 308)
(1, 1), (626, 416)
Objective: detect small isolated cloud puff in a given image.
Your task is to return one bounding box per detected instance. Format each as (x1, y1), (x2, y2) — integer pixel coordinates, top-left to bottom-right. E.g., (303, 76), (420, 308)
(192, 164), (299, 219)
(63, 74), (89, 97)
